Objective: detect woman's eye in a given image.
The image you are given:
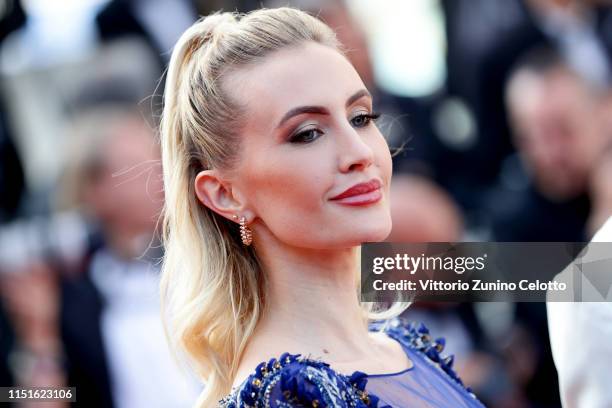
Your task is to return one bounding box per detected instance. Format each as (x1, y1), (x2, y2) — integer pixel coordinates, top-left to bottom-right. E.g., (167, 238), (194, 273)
(289, 128), (323, 144)
(350, 112), (381, 128)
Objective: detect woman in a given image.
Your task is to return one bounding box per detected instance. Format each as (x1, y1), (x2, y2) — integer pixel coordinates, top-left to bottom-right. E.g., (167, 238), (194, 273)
(159, 7), (485, 407)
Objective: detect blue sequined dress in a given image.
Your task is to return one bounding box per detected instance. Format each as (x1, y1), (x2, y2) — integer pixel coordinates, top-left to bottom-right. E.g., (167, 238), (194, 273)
(219, 318), (486, 407)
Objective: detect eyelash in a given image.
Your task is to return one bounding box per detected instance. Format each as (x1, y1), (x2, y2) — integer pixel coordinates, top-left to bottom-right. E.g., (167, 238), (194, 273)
(289, 112), (381, 144)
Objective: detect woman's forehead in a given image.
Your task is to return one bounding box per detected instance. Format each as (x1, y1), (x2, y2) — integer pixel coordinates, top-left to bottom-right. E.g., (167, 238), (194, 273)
(224, 42), (367, 120)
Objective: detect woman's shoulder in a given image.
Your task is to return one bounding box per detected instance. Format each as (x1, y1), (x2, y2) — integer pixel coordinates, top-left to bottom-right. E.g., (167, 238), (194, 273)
(219, 317), (477, 407)
(219, 352), (379, 407)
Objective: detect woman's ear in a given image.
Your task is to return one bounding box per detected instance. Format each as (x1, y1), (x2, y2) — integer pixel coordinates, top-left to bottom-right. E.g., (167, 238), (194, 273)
(194, 170), (248, 221)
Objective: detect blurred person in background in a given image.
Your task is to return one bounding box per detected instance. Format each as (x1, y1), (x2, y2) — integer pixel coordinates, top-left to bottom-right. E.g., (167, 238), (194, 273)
(483, 46), (612, 408)
(0, 261), (66, 408)
(440, 0), (612, 219)
(496, 47), (609, 241)
(54, 106), (200, 408)
(58, 108), (164, 260)
(94, 0), (264, 117)
(95, 0), (261, 72)
(386, 174), (463, 243)
(96, 0), (198, 72)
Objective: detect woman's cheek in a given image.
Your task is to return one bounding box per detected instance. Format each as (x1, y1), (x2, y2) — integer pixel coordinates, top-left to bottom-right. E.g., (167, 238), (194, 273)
(247, 165), (323, 216)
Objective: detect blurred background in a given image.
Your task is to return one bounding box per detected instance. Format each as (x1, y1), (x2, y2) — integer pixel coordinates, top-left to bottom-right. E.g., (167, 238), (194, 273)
(0, 0), (611, 407)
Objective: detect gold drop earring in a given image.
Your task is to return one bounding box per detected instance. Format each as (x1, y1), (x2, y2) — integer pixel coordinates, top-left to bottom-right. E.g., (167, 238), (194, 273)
(233, 215), (252, 246)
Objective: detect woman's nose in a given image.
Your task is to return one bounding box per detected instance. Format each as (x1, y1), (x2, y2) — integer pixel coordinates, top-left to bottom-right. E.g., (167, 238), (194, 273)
(337, 125), (375, 173)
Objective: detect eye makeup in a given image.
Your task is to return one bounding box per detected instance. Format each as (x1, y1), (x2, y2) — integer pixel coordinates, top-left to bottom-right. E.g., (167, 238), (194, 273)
(286, 110), (381, 144)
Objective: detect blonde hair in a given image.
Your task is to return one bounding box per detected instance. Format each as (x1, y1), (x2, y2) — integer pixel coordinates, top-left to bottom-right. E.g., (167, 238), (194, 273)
(159, 7), (407, 406)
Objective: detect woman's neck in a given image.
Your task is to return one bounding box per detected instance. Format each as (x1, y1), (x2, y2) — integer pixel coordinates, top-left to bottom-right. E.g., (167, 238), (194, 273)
(235, 233), (375, 379)
(261, 245), (367, 349)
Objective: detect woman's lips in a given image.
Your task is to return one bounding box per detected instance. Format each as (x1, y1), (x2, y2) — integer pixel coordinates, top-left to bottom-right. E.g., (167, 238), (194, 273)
(329, 179), (383, 206)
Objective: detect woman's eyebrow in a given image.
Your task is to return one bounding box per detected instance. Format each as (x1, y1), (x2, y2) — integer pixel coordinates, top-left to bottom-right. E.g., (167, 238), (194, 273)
(277, 106), (329, 128)
(276, 89), (372, 129)
(345, 89), (371, 108)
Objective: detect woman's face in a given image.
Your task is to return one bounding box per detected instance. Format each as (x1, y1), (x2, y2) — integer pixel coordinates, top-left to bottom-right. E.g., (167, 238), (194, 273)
(221, 41), (392, 249)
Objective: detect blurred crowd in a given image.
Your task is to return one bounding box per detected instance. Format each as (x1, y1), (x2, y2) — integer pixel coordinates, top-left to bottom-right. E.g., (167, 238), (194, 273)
(0, 0), (611, 407)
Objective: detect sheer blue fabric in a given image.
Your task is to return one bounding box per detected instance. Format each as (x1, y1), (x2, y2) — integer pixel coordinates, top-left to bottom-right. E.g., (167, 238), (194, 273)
(362, 345), (483, 407)
(219, 318), (486, 407)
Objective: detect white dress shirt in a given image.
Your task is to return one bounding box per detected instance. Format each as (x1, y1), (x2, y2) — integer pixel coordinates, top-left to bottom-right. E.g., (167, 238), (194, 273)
(547, 216), (612, 408)
(90, 249), (201, 408)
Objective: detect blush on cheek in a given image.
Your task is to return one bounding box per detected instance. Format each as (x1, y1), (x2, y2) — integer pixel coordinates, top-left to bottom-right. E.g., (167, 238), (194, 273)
(245, 148), (332, 209)
(258, 177), (324, 217)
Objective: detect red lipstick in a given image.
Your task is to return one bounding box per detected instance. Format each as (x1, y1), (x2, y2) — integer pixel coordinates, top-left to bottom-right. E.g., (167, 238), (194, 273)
(330, 179), (383, 206)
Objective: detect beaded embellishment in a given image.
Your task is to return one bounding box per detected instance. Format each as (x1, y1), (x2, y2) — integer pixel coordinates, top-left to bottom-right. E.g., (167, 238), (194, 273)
(382, 318), (479, 399)
(219, 318), (481, 407)
(218, 352), (381, 408)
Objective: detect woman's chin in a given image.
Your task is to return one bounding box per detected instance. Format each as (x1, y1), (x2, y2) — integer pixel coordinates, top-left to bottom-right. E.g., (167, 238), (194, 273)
(348, 219), (393, 244)
(301, 224), (392, 249)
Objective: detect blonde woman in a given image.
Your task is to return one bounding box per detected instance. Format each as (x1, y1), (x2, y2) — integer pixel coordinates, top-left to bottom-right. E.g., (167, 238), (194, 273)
(159, 7), (485, 408)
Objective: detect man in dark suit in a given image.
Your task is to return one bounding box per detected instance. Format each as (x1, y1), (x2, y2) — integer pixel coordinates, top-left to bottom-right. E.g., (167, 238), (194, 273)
(440, 0), (612, 212)
(57, 107), (199, 407)
(483, 45), (611, 407)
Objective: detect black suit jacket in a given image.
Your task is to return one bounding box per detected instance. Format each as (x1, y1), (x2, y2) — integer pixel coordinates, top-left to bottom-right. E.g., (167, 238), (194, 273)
(61, 260), (114, 408)
(0, 304), (14, 387)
